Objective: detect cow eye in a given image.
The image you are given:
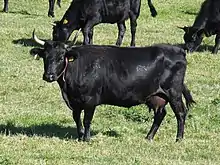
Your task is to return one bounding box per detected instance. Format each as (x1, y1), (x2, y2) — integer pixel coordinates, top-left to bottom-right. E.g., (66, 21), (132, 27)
(60, 56), (64, 61)
(192, 34), (197, 40)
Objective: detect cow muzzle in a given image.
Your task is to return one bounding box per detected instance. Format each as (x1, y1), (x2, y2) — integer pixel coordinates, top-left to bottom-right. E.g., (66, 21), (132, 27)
(43, 73), (57, 82)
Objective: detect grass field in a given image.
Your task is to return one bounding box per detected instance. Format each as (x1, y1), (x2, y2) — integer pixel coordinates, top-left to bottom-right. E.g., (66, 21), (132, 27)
(1, 0), (220, 164)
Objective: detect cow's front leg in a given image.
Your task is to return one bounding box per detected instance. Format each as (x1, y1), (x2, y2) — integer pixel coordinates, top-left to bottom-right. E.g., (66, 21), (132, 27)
(83, 107), (96, 142)
(83, 19), (99, 45)
(82, 27), (91, 45)
(3, 0), (9, 12)
(72, 109), (84, 141)
(212, 34), (220, 54)
(48, 0), (55, 17)
(88, 28), (94, 44)
(116, 22), (126, 46)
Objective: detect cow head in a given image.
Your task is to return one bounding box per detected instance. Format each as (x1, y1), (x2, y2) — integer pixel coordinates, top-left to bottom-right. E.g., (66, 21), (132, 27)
(180, 26), (205, 52)
(52, 0), (82, 42)
(33, 31), (75, 82)
(52, 20), (76, 42)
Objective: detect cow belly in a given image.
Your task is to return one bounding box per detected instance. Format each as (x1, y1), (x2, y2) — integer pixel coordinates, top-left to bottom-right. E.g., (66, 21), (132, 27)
(102, 94), (143, 108)
(102, 14), (129, 23)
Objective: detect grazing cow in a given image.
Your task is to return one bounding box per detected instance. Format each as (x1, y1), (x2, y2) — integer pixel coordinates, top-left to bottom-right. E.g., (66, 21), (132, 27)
(2, 0), (61, 17)
(52, 0), (157, 46)
(33, 32), (195, 142)
(180, 0), (220, 54)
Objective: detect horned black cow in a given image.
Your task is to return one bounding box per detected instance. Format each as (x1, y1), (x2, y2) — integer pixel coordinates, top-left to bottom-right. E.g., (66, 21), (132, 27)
(2, 0), (61, 17)
(52, 0), (157, 46)
(33, 32), (195, 142)
(180, 0), (220, 54)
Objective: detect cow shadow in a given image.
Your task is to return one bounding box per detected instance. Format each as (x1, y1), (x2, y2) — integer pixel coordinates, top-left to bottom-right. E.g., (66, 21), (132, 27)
(195, 44), (214, 52)
(181, 10), (198, 16)
(1, 10), (41, 17)
(0, 122), (98, 140)
(13, 38), (83, 47)
(102, 129), (121, 138)
(12, 38), (41, 47)
(173, 43), (214, 53)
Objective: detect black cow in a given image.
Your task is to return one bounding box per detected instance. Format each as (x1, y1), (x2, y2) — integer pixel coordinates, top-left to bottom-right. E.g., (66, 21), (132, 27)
(180, 0), (220, 54)
(52, 0), (157, 46)
(33, 32), (195, 142)
(2, 0), (61, 17)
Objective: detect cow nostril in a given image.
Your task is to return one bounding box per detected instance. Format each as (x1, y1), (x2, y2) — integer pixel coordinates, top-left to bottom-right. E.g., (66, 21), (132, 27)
(49, 75), (53, 79)
(43, 73), (55, 82)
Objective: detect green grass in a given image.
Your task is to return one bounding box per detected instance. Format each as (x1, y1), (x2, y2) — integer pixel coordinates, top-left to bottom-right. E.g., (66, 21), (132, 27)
(1, 0), (220, 164)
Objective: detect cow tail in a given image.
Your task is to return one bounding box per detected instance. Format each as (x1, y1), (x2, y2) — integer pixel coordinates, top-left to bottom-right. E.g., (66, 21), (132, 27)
(57, 0), (61, 8)
(182, 84), (196, 110)
(147, 0), (157, 17)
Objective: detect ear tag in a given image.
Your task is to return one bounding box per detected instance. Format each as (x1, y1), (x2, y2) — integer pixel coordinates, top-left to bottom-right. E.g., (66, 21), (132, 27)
(63, 19), (68, 24)
(68, 57), (74, 62)
(201, 32), (206, 38)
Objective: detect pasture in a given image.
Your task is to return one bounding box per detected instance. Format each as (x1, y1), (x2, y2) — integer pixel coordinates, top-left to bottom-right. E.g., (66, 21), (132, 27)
(0, 0), (220, 164)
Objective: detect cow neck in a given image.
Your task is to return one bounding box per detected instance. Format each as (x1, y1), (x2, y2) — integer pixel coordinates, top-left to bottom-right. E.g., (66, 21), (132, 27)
(57, 57), (69, 82)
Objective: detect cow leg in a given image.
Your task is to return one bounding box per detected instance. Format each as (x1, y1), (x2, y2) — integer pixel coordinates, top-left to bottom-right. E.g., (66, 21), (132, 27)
(116, 22), (126, 46)
(212, 34), (220, 54)
(72, 109), (84, 141)
(146, 107), (166, 141)
(48, 0), (55, 17)
(83, 20), (98, 45)
(88, 28), (94, 45)
(3, 0), (8, 12)
(169, 95), (187, 142)
(83, 107), (96, 141)
(129, 13), (138, 47)
(147, 0), (157, 17)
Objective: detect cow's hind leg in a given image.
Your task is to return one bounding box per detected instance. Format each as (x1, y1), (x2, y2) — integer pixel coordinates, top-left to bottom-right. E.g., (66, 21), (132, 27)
(169, 91), (187, 142)
(146, 107), (166, 141)
(48, 0), (55, 17)
(72, 109), (84, 141)
(129, 13), (138, 47)
(212, 34), (220, 54)
(83, 107), (96, 141)
(116, 22), (126, 46)
(3, 0), (8, 12)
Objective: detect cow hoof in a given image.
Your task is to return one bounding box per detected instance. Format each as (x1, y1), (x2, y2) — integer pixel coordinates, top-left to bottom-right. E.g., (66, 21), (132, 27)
(3, 9), (8, 13)
(48, 12), (55, 18)
(78, 137), (83, 142)
(145, 136), (153, 142)
(176, 138), (183, 142)
(83, 137), (90, 142)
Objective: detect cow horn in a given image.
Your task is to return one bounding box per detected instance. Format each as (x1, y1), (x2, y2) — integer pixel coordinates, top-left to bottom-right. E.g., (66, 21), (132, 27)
(72, 28), (81, 44)
(177, 26), (185, 30)
(32, 29), (45, 46)
(50, 22), (56, 26)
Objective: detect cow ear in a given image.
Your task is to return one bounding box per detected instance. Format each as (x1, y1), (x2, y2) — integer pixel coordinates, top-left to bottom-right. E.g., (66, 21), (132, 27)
(65, 49), (79, 61)
(197, 29), (206, 37)
(30, 48), (44, 59)
(178, 26), (190, 32)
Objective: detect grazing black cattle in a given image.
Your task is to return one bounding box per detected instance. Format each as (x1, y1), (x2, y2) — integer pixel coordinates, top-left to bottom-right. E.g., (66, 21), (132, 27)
(33, 32), (195, 142)
(2, 0), (61, 17)
(180, 0), (220, 54)
(52, 0), (157, 46)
